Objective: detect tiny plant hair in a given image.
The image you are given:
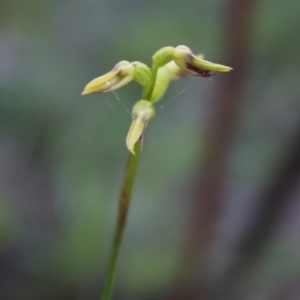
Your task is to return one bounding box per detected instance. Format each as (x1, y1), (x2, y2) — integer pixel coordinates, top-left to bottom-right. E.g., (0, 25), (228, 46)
(81, 45), (232, 300)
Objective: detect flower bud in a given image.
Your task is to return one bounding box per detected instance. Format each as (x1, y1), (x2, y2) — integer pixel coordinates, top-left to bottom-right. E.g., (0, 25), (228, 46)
(152, 46), (175, 68)
(173, 45), (232, 76)
(81, 61), (134, 95)
(126, 100), (155, 154)
(150, 67), (170, 103)
(132, 61), (152, 86)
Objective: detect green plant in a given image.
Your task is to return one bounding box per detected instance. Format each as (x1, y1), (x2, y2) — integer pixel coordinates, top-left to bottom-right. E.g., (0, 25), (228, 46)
(81, 45), (232, 300)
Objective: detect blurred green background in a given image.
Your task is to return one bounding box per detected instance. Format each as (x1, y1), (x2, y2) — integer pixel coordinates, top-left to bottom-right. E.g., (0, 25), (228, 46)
(1, 0), (300, 299)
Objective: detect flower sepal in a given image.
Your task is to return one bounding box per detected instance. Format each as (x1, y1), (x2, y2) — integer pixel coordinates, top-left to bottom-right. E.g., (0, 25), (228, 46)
(81, 61), (134, 95)
(132, 61), (152, 86)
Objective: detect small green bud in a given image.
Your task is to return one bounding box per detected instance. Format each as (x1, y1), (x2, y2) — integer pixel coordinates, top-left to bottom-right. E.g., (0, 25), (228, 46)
(126, 100), (155, 154)
(152, 46), (175, 68)
(173, 45), (232, 76)
(150, 67), (170, 103)
(132, 61), (152, 86)
(81, 61), (134, 95)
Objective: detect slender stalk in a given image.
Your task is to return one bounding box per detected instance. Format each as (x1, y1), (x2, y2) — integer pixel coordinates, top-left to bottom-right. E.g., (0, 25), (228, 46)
(101, 141), (142, 300)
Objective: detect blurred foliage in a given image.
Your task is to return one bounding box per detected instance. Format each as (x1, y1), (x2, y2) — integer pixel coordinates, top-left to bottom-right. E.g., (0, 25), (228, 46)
(1, 0), (300, 299)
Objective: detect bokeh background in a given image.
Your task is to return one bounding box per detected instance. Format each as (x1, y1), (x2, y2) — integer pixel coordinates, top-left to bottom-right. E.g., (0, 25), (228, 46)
(1, 0), (300, 299)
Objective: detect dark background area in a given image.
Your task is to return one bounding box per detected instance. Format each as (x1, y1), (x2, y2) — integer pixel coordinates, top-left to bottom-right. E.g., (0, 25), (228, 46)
(1, 0), (300, 299)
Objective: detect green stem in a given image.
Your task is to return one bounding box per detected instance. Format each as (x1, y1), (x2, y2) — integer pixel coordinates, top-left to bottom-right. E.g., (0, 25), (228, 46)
(101, 141), (142, 300)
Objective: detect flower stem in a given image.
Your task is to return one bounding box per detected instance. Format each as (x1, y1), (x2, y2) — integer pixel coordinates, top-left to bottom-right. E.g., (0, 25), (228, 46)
(101, 141), (142, 300)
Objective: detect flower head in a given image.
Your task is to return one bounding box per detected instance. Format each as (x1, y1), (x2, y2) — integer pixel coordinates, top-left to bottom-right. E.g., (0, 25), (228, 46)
(81, 61), (134, 95)
(173, 45), (232, 77)
(126, 100), (155, 154)
(81, 45), (233, 154)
